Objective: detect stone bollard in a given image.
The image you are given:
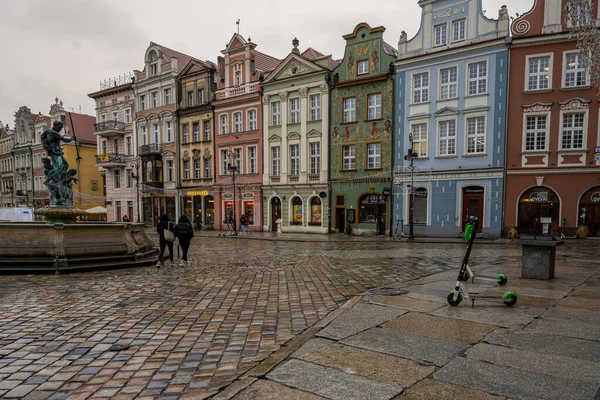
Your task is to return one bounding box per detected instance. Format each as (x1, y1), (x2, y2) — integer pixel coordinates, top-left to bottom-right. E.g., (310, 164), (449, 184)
(517, 238), (564, 280)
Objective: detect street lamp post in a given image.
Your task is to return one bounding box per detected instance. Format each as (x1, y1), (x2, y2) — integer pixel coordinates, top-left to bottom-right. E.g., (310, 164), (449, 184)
(404, 132), (418, 239)
(130, 159), (141, 223)
(226, 150), (238, 236)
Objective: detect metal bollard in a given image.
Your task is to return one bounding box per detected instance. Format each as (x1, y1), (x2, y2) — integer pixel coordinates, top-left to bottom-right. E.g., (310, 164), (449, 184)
(54, 255), (60, 276)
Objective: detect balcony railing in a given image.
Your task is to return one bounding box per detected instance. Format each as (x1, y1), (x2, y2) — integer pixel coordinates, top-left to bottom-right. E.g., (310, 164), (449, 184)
(217, 83), (257, 100)
(94, 120), (128, 134)
(95, 153), (127, 165)
(139, 144), (162, 155)
(308, 174), (320, 181)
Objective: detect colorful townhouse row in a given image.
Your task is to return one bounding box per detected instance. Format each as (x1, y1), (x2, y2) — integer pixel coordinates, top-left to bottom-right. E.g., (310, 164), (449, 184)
(83, 0), (599, 238)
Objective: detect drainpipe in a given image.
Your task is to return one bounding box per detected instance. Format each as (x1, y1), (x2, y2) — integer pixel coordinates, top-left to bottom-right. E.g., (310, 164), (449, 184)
(501, 36), (512, 238)
(326, 71), (335, 234)
(389, 62), (396, 237)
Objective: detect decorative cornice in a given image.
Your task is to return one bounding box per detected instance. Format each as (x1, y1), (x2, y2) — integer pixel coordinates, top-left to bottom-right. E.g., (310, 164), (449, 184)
(559, 97), (591, 111)
(522, 102), (553, 113)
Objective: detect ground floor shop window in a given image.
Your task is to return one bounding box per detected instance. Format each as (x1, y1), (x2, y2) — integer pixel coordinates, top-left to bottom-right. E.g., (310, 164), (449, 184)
(291, 196), (303, 225)
(205, 195), (214, 225)
(413, 188), (427, 224)
(143, 197), (153, 224)
(579, 186), (600, 237)
(310, 197), (322, 225)
(518, 186), (559, 235)
(223, 201), (233, 224)
(244, 201), (254, 224)
(359, 194), (385, 223)
(183, 196), (193, 218)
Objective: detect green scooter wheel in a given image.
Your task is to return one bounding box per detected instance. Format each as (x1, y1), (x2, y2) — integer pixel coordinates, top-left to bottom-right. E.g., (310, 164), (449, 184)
(502, 292), (517, 307)
(447, 291), (463, 306)
(496, 274), (508, 286)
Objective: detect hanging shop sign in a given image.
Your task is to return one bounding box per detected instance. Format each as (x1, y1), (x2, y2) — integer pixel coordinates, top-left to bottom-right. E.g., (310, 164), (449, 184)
(186, 190), (209, 196)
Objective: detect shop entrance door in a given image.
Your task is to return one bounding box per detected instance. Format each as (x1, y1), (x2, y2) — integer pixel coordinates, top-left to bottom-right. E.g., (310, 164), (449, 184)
(377, 205), (386, 235)
(336, 208), (345, 233)
(462, 186), (484, 232)
(579, 186), (600, 237)
(271, 197), (281, 232)
(518, 186), (560, 235)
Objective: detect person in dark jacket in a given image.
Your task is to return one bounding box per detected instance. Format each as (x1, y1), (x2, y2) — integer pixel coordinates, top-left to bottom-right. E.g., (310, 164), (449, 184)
(175, 215), (194, 266)
(156, 213), (175, 268)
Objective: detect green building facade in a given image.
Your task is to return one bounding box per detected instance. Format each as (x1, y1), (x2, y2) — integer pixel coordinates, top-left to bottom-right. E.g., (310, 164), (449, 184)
(330, 23), (397, 235)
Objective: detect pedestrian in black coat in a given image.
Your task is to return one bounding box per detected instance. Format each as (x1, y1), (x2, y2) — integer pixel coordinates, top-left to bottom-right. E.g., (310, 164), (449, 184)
(175, 215), (194, 266)
(156, 213), (175, 267)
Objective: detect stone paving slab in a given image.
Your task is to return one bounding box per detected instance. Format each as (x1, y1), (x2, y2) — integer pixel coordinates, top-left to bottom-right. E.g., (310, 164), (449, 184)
(383, 312), (497, 344)
(341, 327), (469, 367)
(316, 303), (406, 340)
(369, 295), (444, 313)
(558, 289), (600, 311)
(431, 304), (537, 328)
(540, 306), (600, 324)
(232, 379), (326, 400)
(294, 342), (435, 388)
(466, 343), (600, 383)
(525, 318), (600, 341)
(267, 359), (402, 400)
(398, 378), (505, 400)
(291, 338), (335, 359)
(434, 356), (600, 400)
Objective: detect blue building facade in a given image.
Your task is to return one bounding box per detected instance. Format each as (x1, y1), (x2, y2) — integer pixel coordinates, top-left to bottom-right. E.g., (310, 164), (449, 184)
(394, 0), (510, 238)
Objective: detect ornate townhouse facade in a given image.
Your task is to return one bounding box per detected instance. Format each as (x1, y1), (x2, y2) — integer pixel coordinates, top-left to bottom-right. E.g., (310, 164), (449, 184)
(0, 122), (15, 207)
(133, 42), (194, 225)
(395, 0), (510, 238)
(176, 59), (217, 228)
(88, 75), (138, 222)
(506, 0), (600, 237)
(213, 34), (280, 231)
(261, 39), (334, 233)
(32, 113), (51, 209)
(330, 23), (397, 235)
(13, 106), (36, 207)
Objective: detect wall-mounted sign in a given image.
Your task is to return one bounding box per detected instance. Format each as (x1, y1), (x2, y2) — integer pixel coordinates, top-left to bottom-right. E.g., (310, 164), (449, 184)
(592, 192), (600, 203)
(382, 188), (391, 197)
(223, 193), (233, 200)
(242, 192), (254, 199)
(595, 154), (600, 162)
(540, 217), (552, 224)
(529, 191), (549, 202)
(319, 192), (327, 198)
(595, 146), (600, 153)
(464, 186), (484, 194)
(186, 190), (209, 196)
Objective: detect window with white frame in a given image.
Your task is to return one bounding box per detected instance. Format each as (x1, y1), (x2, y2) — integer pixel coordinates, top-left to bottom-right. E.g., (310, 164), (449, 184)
(527, 56), (551, 90)
(167, 160), (174, 181)
(221, 150), (229, 175)
(126, 136), (132, 155)
(468, 61), (487, 95)
(194, 159), (201, 179)
(343, 97), (356, 122)
(452, 19), (465, 42)
(187, 91), (194, 107)
(220, 114), (228, 135)
(233, 147), (242, 173)
(247, 109), (257, 131)
(126, 169), (133, 188)
(124, 108), (131, 123)
(411, 122), (428, 157)
(564, 52), (588, 87)
(204, 158), (212, 178)
(233, 112), (242, 133)
(525, 115), (548, 151)
(183, 160), (190, 180)
(248, 146), (257, 174)
(192, 122), (200, 142)
(164, 88), (172, 105)
(271, 146), (281, 176)
(114, 169), (121, 189)
(198, 88), (205, 104)
(310, 142), (321, 174)
(309, 94), (321, 121)
(203, 120), (211, 141)
(112, 111), (118, 124)
(561, 112), (585, 149)
(466, 116), (486, 154)
(272, 101), (281, 126)
(165, 121), (173, 143)
(235, 70), (242, 87)
(413, 73), (429, 103)
(152, 124), (159, 143)
(182, 124), (189, 143)
(358, 60), (369, 75)
(290, 144), (299, 176)
(438, 120), (456, 156)
(290, 98), (300, 123)
(343, 145), (356, 170)
(140, 95), (146, 111)
(367, 143), (381, 169)
(151, 91), (159, 108)
(141, 126), (147, 145)
(368, 93), (382, 120)
(434, 24), (447, 46)
(440, 67), (458, 99)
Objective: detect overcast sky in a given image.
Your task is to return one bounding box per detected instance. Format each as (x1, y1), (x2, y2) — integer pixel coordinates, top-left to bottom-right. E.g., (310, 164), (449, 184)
(0, 0), (534, 128)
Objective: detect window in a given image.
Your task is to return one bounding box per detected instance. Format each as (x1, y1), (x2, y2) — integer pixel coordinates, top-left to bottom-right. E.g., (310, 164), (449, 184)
(220, 115), (228, 135)
(166, 160), (174, 181)
(235, 70), (242, 87)
(568, 0), (591, 27)
(434, 24), (447, 46)
(183, 160), (190, 180)
(192, 122), (200, 142)
(140, 95), (146, 111)
(561, 113), (585, 149)
(247, 110), (257, 131)
(113, 138), (119, 153)
(290, 144), (299, 176)
(309, 94), (321, 121)
(290, 98), (300, 123)
(310, 197), (322, 224)
(187, 91), (194, 107)
(367, 93), (382, 120)
(233, 148), (242, 173)
(233, 112), (242, 133)
(126, 169), (133, 188)
(452, 19), (465, 42)
(411, 123), (428, 157)
(150, 63), (157, 76)
(152, 124), (159, 144)
(414, 188), (428, 224)
(310, 142), (321, 174)
(291, 196), (303, 225)
(198, 88), (205, 104)
(163, 88), (172, 105)
(466, 116), (486, 154)
(440, 67), (458, 99)
(204, 158), (212, 178)
(367, 143), (381, 169)
(27, 177), (31, 191)
(438, 120), (456, 156)
(194, 159), (201, 179)
(141, 126), (147, 145)
(359, 194), (385, 222)
(527, 56), (551, 90)
(126, 137), (132, 156)
(343, 145), (356, 170)
(221, 150), (229, 175)
(525, 115), (548, 151)
(182, 124), (189, 143)
(114, 169), (121, 189)
(248, 146), (257, 174)
(358, 60), (369, 75)
(203, 120), (211, 141)
(165, 121), (173, 143)
(564, 52), (588, 87)
(272, 101), (281, 126)
(413, 73), (429, 103)
(151, 91), (158, 108)
(343, 97), (356, 123)
(124, 109), (131, 123)
(25, 153), (30, 167)
(112, 111), (118, 123)
(271, 146), (281, 176)
(468, 61), (487, 95)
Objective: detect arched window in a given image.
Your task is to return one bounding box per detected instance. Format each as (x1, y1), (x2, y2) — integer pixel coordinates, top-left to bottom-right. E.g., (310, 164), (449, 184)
(518, 186), (560, 235)
(310, 197), (322, 225)
(148, 50), (157, 62)
(145, 160), (153, 182)
(414, 188), (428, 224)
(291, 196), (303, 225)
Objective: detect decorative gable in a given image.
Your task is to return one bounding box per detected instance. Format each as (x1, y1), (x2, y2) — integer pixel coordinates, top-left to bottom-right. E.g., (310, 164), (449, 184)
(306, 129), (322, 138)
(264, 54), (323, 83)
(434, 107), (460, 116)
(269, 134), (281, 142)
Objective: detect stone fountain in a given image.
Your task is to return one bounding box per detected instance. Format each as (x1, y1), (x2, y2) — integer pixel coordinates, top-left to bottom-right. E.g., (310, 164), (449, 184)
(0, 120), (157, 273)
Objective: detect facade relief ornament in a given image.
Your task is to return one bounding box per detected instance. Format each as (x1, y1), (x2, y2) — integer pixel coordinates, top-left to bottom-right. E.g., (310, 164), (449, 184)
(192, 149), (200, 160)
(262, 94), (270, 104)
(279, 92), (288, 101)
(398, 31), (407, 45)
(522, 102), (552, 113)
(560, 98), (591, 111)
(183, 150), (190, 161)
(299, 88), (308, 98)
(319, 83), (328, 94)
(203, 148), (211, 159)
(434, 7), (465, 19)
(279, 62), (305, 79)
(511, 19), (531, 36)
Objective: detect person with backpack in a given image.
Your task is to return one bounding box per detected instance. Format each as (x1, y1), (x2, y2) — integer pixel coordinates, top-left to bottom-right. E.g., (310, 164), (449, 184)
(156, 213), (175, 268)
(175, 215), (195, 267)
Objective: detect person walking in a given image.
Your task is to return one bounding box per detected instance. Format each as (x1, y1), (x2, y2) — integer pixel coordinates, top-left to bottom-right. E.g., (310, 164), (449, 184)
(175, 215), (194, 267)
(156, 213), (175, 268)
(239, 214), (247, 235)
(244, 214), (251, 234)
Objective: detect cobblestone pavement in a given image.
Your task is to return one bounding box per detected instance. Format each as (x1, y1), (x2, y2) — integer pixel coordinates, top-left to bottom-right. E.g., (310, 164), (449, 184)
(0, 237), (523, 399)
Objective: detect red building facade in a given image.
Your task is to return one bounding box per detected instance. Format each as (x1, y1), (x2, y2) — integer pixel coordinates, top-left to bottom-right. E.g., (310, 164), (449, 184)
(506, 0), (600, 237)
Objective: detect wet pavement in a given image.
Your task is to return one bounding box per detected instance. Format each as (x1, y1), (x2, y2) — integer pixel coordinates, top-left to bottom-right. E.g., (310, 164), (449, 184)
(0, 236), (595, 399)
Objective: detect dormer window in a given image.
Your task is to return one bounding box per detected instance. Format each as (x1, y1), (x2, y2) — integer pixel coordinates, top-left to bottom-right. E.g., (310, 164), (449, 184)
(150, 63), (157, 76)
(148, 50), (158, 76)
(434, 24), (447, 46)
(235, 70), (242, 87)
(358, 60), (369, 75)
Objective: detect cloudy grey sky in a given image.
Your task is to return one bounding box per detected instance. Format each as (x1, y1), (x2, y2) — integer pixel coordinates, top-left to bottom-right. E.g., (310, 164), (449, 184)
(0, 0), (534, 127)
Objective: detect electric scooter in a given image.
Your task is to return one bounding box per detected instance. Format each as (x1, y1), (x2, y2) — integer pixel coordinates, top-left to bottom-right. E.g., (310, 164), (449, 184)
(392, 219), (405, 240)
(447, 217), (517, 307)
